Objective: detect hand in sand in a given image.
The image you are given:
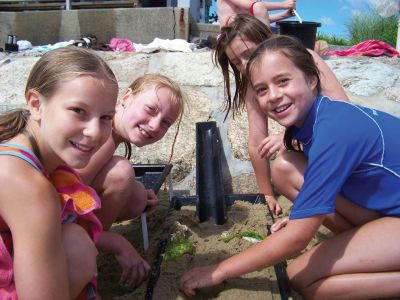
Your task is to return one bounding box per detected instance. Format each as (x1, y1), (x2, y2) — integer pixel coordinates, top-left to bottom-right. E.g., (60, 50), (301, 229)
(115, 235), (150, 287)
(265, 194), (282, 216)
(179, 264), (224, 297)
(98, 231), (150, 287)
(144, 189), (159, 211)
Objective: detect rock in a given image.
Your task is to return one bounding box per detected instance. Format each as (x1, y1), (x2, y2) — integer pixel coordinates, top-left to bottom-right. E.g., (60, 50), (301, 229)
(1, 50), (399, 193)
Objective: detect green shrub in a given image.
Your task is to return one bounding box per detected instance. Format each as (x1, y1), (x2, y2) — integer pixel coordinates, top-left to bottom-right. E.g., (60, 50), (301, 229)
(347, 8), (398, 47)
(316, 33), (351, 46)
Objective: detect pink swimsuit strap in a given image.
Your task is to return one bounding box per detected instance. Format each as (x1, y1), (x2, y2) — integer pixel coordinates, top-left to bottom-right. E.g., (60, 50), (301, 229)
(248, 0), (261, 15)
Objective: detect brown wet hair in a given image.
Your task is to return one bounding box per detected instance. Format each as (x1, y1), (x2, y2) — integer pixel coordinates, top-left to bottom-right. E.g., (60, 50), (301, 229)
(213, 13), (274, 119)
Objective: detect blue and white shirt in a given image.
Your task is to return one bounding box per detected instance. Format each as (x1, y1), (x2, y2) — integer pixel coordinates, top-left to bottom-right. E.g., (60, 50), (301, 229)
(289, 95), (400, 219)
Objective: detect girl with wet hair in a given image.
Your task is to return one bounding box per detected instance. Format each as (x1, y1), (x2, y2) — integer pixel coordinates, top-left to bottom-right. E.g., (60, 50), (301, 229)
(214, 14), (350, 231)
(180, 35), (400, 299)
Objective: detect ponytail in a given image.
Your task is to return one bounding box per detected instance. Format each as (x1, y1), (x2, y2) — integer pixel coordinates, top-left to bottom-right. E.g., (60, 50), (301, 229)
(0, 109), (30, 143)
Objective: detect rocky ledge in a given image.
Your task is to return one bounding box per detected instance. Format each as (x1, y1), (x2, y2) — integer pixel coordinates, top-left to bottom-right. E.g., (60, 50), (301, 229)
(0, 50), (399, 194)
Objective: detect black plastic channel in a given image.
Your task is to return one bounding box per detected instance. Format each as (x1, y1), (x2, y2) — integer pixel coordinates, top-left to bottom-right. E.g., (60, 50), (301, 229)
(133, 163), (172, 194)
(131, 163), (173, 300)
(196, 121), (227, 225)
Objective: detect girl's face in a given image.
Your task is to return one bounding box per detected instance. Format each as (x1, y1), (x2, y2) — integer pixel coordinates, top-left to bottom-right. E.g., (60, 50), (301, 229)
(250, 51), (317, 128)
(117, 85), (179, 147)
(225, 36), (258, 74)
(31, 75), (117, 171)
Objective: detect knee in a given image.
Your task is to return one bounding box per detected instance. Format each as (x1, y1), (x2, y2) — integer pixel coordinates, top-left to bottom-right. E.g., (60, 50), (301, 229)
(286, 263), (306, 297)
(271, 152), (295, 192)
(104, 157), (134, 190)
(286, 262), (316, 299)
(62, 224), (98, 287)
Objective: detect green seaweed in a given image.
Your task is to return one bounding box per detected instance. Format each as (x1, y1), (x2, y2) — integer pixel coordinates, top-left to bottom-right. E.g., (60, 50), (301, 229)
(223, 231), (265, 243)
(164, 234), (195, 262)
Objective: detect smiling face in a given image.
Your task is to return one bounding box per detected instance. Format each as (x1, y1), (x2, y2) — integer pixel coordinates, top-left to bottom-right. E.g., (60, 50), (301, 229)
(32, 75), (117, 171)
(250, 50), (318, 128)
(115, 85), (180, 147)
(225, 36), (258, 74)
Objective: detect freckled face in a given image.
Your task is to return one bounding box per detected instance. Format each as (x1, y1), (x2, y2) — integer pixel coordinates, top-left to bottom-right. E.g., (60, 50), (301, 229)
(250, 51), (317, 128)
(225, 36), (258, 74)
(116, 86), (180, 147)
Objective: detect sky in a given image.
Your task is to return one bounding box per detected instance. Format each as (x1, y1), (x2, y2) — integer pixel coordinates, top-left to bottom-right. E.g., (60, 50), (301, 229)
(209, 0), (382, 38)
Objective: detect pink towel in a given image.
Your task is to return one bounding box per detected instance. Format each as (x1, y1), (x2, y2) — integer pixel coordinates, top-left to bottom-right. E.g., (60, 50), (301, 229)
(109, 37), (135, 52)
(326, 39), (400, 57)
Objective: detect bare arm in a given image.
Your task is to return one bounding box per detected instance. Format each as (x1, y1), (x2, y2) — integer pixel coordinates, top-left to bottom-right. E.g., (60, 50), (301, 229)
(180, 215), (324, 297)
(96, 231), (150, 287)
(220, 0), (259, 10)
(217, 216), (322, 278)
(224, 0), (295, 10)
(246, 88), (282, 214)
(308, 49), (349, 101)
(0, 159), (70, 300)
(268, 9), (294, 23)
(246, 89), (272, 195)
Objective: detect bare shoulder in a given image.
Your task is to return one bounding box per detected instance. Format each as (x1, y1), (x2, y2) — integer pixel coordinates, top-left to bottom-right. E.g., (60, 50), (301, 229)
(307, 49), (325, 65)
(0, 156), (59, 226)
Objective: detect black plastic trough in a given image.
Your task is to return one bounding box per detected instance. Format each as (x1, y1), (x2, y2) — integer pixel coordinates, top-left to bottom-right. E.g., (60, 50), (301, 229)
(133, 163), (172, 194)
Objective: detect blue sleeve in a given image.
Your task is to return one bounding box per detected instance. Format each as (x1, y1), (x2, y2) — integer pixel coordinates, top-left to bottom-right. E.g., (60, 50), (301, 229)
(289, 112), (380, 219)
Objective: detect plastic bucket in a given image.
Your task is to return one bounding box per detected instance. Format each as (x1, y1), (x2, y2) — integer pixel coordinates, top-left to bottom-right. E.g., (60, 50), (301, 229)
(277, 21), (321, 49)
(140, 0), (166, 7)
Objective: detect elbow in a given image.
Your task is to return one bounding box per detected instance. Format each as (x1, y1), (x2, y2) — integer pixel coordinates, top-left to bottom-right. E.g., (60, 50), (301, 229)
(284, 228), (314, 254)
(292, 237), (310, 253)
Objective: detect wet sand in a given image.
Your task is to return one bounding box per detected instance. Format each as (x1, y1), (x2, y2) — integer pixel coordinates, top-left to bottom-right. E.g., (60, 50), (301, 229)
(97, 194), (332, 300)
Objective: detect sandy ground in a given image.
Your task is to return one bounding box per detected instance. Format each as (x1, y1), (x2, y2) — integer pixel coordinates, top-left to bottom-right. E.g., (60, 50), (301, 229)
(97, 193), (333, 300)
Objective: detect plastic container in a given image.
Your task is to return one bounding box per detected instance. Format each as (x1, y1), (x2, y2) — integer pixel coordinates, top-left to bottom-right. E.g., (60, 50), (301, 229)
(133, 164), (172, 193)
(277, 21), (321, 49)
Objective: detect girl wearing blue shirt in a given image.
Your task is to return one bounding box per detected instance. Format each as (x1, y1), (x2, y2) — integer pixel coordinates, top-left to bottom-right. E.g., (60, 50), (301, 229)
(179, 35), (400, 299)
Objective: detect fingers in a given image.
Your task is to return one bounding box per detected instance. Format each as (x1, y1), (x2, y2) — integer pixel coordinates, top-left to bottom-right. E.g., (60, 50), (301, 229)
(270, 217), (289, 233)
(179, 271), (198, 297)
(120, 260), (150, 288)
(265, 195), (282, 215)
(271, 202), (282, 215)
(145, 189), (159, 211)
(258, 134), (285, 159)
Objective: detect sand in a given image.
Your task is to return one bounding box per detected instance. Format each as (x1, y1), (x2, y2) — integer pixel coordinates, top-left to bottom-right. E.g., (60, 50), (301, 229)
(97, 194), (331, 300)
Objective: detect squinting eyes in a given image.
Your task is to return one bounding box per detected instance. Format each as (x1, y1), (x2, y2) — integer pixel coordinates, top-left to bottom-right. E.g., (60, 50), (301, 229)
(146, 105), (159, 114)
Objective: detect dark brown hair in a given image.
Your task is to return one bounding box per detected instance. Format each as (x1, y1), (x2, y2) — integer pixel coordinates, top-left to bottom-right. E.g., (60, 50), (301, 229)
(213, 13), (274, 119)
(247, 35), (321, 151)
